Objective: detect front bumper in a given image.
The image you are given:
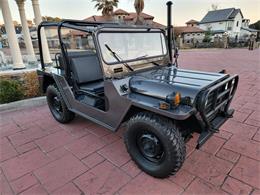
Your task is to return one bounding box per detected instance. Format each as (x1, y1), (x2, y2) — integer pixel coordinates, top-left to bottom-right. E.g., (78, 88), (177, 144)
(196, 109), (234, 148)
(196, 74), (239, 148)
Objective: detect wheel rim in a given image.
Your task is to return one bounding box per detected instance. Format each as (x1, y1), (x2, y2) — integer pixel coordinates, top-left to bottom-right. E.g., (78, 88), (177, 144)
(53, 96), (62, 113)
(137, 131), (164, 163)
(50, 94), (63, 117)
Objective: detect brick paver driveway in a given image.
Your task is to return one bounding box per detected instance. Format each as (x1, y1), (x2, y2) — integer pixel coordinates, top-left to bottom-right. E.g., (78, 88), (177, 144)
(1, 48), (260, 195)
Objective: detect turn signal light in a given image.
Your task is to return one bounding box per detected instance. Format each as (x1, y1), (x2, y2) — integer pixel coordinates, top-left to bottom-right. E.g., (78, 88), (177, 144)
(173, 92), (181, 106)
(166, 92), (181, 107)
(159, 101), (170, 110)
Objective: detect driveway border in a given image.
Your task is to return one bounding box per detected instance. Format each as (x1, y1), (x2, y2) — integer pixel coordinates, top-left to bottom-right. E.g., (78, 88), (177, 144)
(0, 96), (46, 113)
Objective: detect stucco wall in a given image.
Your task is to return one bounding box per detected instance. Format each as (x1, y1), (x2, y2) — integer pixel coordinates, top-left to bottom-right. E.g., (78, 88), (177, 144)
(232, 13), (243, 37)
(199, 22), (228, 32)
(183, 32), (205, 43)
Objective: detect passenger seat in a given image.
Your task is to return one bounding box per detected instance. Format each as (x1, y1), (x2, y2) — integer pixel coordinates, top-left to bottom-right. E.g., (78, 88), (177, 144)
(69, 51), (104, 94)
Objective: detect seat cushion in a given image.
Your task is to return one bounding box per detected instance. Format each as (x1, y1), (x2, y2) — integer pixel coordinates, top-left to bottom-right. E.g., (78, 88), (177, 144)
(70, 53), (103, 84)
(79, 80), (104, 94)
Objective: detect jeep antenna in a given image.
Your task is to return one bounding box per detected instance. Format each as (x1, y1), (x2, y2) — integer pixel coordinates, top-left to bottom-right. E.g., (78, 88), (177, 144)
(166, 1), (179, 67)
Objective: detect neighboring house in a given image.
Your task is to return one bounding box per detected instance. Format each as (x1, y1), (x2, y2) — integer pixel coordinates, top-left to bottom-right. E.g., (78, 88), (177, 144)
(240, 19), (258, 40)
(199, 8), (258, 40)
(84, 9), (166, 29)
(186, 19), (199, 27)
(174, 20), (205, 44)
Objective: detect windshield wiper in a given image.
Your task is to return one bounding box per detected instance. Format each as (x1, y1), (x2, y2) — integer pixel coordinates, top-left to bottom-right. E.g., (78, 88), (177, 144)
(151, 61), (160, 66)
(134, 55), (160, 67)
(104, 44), (134, 71)
(135, 54), (148, 60)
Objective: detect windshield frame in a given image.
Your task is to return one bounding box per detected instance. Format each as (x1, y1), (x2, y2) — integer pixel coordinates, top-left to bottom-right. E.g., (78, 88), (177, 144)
(96, 28), (168, 66)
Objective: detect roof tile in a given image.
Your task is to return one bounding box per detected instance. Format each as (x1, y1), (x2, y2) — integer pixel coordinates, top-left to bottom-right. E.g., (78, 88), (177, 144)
(174, 26), (205, 36)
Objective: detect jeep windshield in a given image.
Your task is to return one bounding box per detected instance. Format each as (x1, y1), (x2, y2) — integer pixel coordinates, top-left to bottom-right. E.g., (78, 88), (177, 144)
(98, 30), (167, 65)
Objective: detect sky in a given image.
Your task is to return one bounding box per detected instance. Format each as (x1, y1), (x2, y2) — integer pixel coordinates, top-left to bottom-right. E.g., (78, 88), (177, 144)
(0, 0), (259, 26)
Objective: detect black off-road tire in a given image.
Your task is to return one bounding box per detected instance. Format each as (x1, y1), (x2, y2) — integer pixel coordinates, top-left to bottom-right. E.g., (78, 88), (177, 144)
(124, 112), (186, 178)
(46, 85), (75, 123)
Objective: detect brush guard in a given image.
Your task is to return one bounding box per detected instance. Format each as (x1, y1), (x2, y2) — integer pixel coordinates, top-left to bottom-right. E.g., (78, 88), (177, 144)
(196, 75), (239, 148)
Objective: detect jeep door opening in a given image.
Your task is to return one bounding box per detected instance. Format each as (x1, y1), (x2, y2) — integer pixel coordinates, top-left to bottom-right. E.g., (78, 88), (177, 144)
(37, 1), (239, 178)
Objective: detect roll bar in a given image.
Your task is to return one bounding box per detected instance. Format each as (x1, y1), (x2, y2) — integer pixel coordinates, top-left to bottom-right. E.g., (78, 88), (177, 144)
(37, 19), (119, 70)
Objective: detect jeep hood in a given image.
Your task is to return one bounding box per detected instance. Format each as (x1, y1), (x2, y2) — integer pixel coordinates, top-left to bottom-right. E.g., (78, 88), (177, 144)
(129, 67), (228, 104)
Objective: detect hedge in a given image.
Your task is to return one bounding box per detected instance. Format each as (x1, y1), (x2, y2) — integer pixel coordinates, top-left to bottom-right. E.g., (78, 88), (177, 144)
(0, 70), (41, 104)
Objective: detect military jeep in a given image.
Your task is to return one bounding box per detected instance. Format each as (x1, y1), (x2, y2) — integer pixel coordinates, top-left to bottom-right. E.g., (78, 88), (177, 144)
(37, 2), (239, 178)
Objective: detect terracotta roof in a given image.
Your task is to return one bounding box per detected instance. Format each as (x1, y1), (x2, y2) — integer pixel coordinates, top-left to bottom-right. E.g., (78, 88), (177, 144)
(174, 26), (205, 36)
(84, 15), (107, 22)
(84, 12), (154, 22)
(83, 10), (161, 27)
(125, 12), (154, 21)
(84, 9), (154, 22)
(70, 30), (86, 36)
(114, 9), (129, 15)
(152, 21), (166, 29)
(186, 19), (199, 24)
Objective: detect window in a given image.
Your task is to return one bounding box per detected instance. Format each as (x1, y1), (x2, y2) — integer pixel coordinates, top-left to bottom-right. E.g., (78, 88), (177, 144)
(227, 21), (233, 31)
(197, 33), (200, 36)
(236, 21), (239, 27)
(192, 33), (195, 36)
(187, 33), (190, 36)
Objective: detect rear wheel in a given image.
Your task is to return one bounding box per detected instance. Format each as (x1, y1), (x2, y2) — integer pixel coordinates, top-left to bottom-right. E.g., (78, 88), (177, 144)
(124, 112), (186, 178)
(46, 85), (75, 123)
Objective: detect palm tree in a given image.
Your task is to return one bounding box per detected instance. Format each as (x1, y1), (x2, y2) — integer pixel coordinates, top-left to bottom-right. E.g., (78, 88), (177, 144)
(92, 0), (119, 17)
(134, 0), (144, 25)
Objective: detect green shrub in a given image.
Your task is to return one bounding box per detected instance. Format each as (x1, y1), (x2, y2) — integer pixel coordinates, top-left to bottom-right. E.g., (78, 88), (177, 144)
(0, 79), (24, 104)
(203, 28), (212, 43)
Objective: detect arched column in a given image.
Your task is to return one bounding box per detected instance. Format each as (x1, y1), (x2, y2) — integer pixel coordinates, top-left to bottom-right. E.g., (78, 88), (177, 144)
(31, 0), (52, 64)
(0, 0), (25, 69)
(16, 0), (37, 63)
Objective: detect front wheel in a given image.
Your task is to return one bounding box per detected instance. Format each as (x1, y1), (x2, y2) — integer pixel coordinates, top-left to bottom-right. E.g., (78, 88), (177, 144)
(46, 85), (75, 123)
(124, 112), (186, 178)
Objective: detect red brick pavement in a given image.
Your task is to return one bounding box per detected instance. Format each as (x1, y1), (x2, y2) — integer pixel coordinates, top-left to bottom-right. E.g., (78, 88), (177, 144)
(0, 48), (259, 194)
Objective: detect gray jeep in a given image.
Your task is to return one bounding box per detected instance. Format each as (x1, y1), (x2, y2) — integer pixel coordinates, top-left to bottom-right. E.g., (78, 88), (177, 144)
(37, 2), (239, 178)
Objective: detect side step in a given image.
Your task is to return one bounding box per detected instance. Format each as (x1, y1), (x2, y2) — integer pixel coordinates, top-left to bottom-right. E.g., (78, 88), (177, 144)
(196, 111), (233, 149)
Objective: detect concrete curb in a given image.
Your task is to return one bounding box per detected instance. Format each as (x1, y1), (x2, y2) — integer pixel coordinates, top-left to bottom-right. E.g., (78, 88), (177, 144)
(0, 96), (46, 113)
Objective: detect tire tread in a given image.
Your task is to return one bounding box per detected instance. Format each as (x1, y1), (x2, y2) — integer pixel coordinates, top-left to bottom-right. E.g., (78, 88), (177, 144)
(125, 112), (186, 178)
(46, 85), (75, 123)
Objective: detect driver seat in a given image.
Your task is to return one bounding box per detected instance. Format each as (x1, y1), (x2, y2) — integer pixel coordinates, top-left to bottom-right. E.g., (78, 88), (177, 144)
(70, 52), (104, 94)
